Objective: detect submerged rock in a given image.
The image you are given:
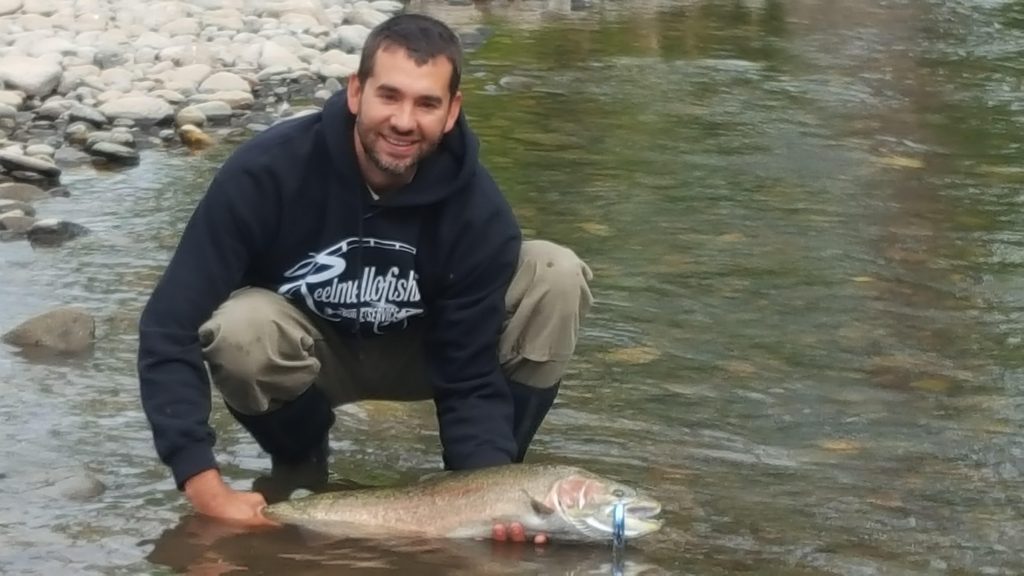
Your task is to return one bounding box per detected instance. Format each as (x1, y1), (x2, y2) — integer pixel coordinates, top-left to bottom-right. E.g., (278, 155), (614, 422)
(2, 305), (96, 354)
(26, 218), (90, 246)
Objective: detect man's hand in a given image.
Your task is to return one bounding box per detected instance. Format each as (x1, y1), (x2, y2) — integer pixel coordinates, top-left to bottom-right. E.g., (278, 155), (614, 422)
(492, 522), (548, 545)
(184, 469), (277, 528)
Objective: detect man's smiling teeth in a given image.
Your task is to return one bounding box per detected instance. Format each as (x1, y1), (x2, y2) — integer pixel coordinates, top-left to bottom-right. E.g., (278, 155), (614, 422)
(384, 136), (415, 146)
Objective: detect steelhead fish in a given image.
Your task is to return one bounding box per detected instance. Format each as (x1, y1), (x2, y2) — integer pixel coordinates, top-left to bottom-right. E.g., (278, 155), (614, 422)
(263, 463), (663, 543)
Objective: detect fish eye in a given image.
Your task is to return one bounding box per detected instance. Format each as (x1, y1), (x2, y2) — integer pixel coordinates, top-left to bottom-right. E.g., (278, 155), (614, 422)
(612, 489), (625, 498)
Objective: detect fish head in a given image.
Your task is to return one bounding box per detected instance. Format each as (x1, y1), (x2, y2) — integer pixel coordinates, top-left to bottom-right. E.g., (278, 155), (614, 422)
(538, 470), (663, 542)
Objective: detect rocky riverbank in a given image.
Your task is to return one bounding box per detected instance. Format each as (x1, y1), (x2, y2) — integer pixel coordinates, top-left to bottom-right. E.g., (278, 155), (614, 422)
(0, 0), (411, 246)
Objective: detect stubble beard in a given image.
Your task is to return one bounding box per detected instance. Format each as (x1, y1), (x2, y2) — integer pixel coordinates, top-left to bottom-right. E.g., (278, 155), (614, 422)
(356, 119), (444, 179)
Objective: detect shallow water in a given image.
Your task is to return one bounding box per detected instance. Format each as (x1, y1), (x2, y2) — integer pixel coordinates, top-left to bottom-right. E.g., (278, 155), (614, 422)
(3, 0), (1024, 574)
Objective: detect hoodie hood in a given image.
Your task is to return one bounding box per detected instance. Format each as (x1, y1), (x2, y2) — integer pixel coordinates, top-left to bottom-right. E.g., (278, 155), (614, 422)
(321, 90), (480, 208)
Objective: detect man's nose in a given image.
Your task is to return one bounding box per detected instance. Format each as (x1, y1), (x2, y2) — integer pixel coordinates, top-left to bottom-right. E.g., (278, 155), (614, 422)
(390, 104), (415, 133)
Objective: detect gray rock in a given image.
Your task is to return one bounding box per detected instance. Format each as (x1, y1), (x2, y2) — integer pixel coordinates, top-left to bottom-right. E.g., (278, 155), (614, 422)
(54, 473), (106, 501)
(0, 198), (36, 216)
(327, 24), (371, 53)
(24, 144), (54, 158)
(53, 146), (92, 166)
(150, 89), (186, 105)
(259, 42), (303, 70)
(0, 182), (47, 202)
(189, 90), (253, 109)
(0, 0), (22, 17)
(0, 56), (63, 97)
(324, 77), (342, 94)
(0, 151), (61, 178)
(174, 106), (206, 128)
(66, 103), (107, 127)
(97, 96), (174, 125)
(94, 47), (125, 69)
(198, 71), (250, 93)
(1, 305), (95, 353)
(85, 130), (135, 150)
(0, 213), (34, 234)
(0, 103), (14, 119)
(0, 90), (23, 108)
(369, 0), (403, 12)
(35, 99), (75, 120)
(88, 141), (139, 164)
(64, 121), (92, 145)
(7, 171), (54, 184)
(347, 6), (388, 29)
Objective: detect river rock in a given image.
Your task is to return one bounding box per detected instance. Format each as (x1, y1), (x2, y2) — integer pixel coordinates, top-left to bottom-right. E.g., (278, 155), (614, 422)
(348, 6), (389, 29)
(0, 151), (60, 178)
(0, 103), (14, 120)
(25, 144), (55, 158)
(0, 0), (22, 17)
(0, 56), (63, 97)
(324, 77), (342, 94)
(198, 71), (250, 94)
(0, 198), (35, 216)
(99, 68), (134, 92)
(202, 8), (244, 31)
(53, 145), (92, 165)
(35, 99), (74, 120)
(0, 182), (46, 202)
(155, 63), (212, 93)
(190, 90), (253, 109)
(88, 141), (139, 164)
(1, 305), (95, 353)
(259, 41), (304, 70)
(67, 104), (108, 127)
(85, 130), (134, 149)
(53, 473), (106, 501)
(0, 213), (34, 234)
(25, 218), (89, 246)
(175, 105), (206, 127)
(0, 91), (23, 108)
(97, 96), (174, 125)
(326, 24), (371, 53)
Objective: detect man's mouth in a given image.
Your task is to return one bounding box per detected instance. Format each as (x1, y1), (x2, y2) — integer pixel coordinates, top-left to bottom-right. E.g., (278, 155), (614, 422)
(382, 134), (417, 149)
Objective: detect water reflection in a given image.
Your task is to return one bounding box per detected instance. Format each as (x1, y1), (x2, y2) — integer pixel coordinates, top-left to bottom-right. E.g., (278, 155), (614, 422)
(145, 512), (671, 576)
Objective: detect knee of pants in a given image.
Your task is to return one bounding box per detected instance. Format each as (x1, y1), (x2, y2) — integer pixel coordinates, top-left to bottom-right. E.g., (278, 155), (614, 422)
(199, 291), (317, 390)
(520, 240), (594, 317)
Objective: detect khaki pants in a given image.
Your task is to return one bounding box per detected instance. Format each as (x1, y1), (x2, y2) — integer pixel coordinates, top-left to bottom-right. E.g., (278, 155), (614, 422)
(199, 240), (593, 416)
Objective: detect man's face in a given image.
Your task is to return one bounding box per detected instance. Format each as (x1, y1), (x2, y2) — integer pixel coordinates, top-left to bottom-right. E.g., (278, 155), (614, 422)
(347, 44), (462, 186)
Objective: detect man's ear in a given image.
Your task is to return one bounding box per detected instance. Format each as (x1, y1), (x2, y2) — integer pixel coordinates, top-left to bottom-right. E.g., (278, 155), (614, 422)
(347, 73), (363, 115)
(444, 90), (463, 133)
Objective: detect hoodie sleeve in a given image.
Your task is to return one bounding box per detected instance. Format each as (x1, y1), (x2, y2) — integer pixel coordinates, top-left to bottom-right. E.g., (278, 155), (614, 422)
(138, 157), (279, 490)
(425, 182), (522, 471)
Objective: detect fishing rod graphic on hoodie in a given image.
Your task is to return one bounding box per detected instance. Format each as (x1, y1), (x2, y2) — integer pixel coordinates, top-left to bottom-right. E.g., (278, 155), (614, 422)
(278, 236), (424, 333)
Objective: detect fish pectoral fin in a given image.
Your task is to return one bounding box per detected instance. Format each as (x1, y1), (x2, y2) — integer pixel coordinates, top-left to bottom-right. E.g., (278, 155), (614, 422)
(524, 491), (556, 516)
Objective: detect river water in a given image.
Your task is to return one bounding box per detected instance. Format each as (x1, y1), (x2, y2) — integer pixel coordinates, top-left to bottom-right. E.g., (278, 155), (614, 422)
(3, 0), (1024, 574)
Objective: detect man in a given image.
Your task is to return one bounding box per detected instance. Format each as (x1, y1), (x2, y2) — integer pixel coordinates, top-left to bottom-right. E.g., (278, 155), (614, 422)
(137, 13), (592, 543)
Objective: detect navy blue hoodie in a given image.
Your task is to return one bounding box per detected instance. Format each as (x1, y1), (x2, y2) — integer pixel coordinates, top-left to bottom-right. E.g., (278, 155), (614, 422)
(138, 91), (522, 489)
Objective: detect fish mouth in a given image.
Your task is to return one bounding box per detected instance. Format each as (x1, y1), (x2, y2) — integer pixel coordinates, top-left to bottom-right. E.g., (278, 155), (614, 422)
(567, 498), (664, 540)
(624, 500), (662, 519)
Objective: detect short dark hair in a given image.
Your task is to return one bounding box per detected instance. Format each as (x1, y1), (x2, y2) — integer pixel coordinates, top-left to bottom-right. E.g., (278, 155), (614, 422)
(357, 13), (463, 97)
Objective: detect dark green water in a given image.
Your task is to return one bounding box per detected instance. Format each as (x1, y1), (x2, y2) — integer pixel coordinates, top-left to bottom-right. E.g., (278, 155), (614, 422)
(3, 0), (1024, 574)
